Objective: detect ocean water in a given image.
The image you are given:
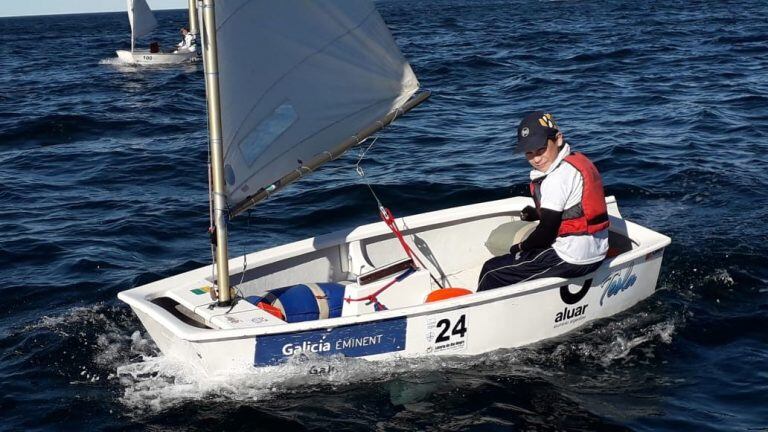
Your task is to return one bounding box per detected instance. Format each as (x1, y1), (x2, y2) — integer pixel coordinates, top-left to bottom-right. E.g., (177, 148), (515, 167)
(1, 1), (767, 430)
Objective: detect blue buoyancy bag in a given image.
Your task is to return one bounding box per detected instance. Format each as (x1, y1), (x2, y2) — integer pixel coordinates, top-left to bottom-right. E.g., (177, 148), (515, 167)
(246, 282), (347, 323)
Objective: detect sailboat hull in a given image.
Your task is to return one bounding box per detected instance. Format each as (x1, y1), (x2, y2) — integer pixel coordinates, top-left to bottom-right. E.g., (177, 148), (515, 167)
(118, 197), (670, 376)
(115, 49), (198, 65)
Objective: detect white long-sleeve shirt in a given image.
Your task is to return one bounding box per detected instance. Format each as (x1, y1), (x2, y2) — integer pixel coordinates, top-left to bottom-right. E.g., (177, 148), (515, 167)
(529, 143), (609, 265)
(177, 33), (196, 52)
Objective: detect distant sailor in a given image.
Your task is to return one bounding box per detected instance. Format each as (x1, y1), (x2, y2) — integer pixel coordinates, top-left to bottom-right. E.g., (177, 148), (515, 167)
(176, 27), (196, 53)
(477, 111), (609, 291)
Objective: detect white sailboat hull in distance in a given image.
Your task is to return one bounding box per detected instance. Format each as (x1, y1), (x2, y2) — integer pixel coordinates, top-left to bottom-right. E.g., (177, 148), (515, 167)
(118, 196), (670, 376)
(116, 49), (198, 65)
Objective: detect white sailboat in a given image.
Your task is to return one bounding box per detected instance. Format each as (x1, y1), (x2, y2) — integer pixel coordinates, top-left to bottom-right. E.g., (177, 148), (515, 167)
(115, 0), (199, 65)
(118, 0), (671, 376)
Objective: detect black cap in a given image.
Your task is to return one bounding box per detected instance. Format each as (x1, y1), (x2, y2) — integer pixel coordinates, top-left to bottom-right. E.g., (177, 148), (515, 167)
(515, 111), (559, 153)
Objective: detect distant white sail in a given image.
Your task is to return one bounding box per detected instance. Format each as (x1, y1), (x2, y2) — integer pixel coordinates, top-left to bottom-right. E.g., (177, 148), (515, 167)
(128, 0), (158, 39)
(210, 0), (420, 211)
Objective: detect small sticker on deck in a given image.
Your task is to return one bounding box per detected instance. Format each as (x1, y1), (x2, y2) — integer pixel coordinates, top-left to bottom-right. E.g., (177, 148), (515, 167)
(190, 286), (211, 295)
(254, 318), (407, 366)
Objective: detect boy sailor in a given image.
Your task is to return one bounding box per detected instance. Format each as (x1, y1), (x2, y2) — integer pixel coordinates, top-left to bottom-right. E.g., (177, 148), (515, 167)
(478, 111), (609, 291)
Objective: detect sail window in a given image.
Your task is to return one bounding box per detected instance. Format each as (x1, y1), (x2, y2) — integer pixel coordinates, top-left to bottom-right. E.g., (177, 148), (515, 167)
(224, 164), (236, 186)
(239, 103), (298, 167)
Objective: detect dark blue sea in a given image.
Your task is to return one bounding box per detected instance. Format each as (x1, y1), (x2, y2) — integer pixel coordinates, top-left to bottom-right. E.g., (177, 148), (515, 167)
(1, 1), (767, 430)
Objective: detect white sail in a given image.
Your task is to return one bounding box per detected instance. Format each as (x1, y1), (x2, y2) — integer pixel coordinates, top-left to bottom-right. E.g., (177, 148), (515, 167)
(128, 0), (158, 40)
(210, 0), (420, 211)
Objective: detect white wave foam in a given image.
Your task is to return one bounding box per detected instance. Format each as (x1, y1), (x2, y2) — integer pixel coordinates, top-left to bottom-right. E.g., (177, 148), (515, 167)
(115, 317), (676, 414)
(22, 301), (678, 413)
(703, 268), (735, 286)
(549, 313), (677, 368)
(595, 321), (675, 366)
(25, 304), (110, 335)
(23, 303), (159, 383)
(115, 351), (454, 413)
(98, 57), (125, 66)
(113, 310), (679, 414)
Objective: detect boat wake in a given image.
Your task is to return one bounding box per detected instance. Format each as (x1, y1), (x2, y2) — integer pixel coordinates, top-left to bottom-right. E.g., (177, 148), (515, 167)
(547, 315), (676, 367)
(22, 303), (156, 383)
(98, 57), (125, 66)
(19, 283), (681, 415)
(15, 263), (702, 417)
(112, 312), (678, 414)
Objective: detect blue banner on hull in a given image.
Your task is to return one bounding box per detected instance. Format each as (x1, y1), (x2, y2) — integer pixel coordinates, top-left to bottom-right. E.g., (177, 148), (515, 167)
(255, 318), (407, 366)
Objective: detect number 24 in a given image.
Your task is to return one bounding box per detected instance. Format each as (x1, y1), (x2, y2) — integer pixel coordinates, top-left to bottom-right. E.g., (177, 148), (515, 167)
(436, 314), (467, 343)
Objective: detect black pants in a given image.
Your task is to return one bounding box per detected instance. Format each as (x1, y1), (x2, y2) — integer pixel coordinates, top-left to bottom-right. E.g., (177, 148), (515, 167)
(477, 248), (603, 291)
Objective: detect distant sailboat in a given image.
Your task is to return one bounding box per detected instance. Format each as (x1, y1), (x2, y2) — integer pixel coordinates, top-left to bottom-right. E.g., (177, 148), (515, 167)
(118, 0), (670, 376)
(115, 0), (198, 65)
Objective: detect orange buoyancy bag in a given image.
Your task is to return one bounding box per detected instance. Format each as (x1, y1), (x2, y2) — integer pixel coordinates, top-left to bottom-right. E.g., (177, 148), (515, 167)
(425, 287), (472, 303)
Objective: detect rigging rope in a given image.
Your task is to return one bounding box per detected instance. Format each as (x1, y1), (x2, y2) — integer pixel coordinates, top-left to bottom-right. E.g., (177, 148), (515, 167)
(206, 128), (447, 308)
(344, 266), (416, 311)
(207, 141), (219, 302)
(354, 136), (444, 289)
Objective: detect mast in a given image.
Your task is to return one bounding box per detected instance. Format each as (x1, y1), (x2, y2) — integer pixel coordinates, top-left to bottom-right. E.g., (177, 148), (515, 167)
(188, 0), (199, 36)
(130, 0), (135, 52)
(201, 0), (232, 306)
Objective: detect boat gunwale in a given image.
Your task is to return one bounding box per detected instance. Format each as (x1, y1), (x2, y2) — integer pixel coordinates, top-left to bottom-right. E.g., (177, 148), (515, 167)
(115, 49), (198, 64)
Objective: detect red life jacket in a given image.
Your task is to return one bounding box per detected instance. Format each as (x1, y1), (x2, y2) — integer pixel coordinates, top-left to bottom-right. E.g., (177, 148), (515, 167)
(529, 152), (610, 237)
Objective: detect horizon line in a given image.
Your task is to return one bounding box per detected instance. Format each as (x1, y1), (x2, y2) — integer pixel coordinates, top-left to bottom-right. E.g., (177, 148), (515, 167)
(0, 7), (185, 19)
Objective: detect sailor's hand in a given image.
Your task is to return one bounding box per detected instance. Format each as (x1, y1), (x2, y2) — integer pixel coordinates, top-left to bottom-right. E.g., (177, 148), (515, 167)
(509, 243), (522, 255)
(520, 205), (539, 222)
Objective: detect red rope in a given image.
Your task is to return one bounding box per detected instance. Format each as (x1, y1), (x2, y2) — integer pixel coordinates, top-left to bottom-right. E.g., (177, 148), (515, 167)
(379, 206), (445, 289)
(379, 206), (415, 261)
(343, 206), (442, 310)
(344, 267), (415, 308)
